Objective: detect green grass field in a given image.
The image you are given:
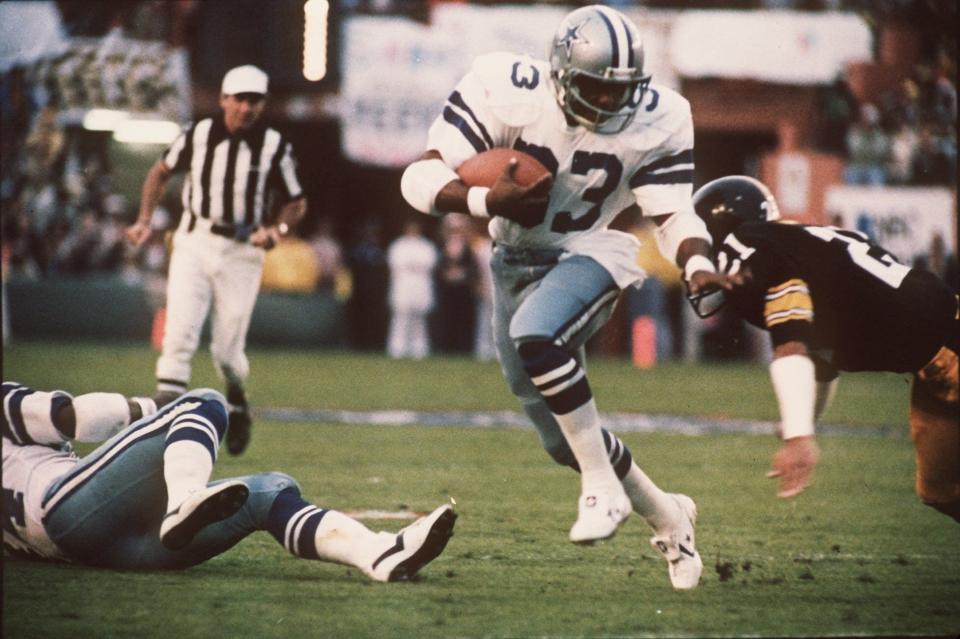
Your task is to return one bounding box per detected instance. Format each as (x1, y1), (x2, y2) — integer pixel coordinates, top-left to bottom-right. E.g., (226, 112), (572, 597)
(3, 341), (958, 638)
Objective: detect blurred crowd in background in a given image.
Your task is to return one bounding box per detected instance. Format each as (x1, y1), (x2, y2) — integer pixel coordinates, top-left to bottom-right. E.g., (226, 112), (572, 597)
(1, 0), (957, 361)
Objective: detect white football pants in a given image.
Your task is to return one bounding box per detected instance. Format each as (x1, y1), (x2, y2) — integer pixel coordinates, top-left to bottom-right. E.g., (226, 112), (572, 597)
(156, 229), (264, 390)
(387, 309), (431, 359)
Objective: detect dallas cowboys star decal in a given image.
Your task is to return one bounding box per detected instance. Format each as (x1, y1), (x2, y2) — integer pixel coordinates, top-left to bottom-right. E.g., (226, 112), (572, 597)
(558, 20), (589, 58)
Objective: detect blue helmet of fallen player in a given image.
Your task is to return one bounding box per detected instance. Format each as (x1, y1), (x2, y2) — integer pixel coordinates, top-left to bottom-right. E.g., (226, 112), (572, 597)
(687, 175), (781, 317)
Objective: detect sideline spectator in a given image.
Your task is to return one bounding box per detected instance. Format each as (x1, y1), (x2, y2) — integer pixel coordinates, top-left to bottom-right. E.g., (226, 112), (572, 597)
(910, 122), (953, 185)
(308, 218), (345, 295)
(346, 218), (389, 351)
(386, 217), (438, 360)
(844, 103), (891, 185)
(261, 233), (321, 294)
(432, 213), (479, 355)
(471, 224), (496, 361)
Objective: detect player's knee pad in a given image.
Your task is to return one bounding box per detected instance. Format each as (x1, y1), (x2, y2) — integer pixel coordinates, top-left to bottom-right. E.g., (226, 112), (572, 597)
(180, 388), (228, 408)
(241, 472), (302, 519)
(166, 389), (229, 443)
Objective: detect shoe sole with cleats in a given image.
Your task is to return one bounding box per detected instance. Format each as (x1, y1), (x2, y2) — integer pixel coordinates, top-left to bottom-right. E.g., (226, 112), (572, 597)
(370, 504), (458, 582)
(161, 481), (249, 551)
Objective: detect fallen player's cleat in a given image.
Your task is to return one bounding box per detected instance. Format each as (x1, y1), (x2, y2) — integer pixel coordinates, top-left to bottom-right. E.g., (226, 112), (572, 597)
(650, 493), (702, 590)
(366, 504), (458, 582)
(160, 480), (250, 551)
(569, 486), (632, 545)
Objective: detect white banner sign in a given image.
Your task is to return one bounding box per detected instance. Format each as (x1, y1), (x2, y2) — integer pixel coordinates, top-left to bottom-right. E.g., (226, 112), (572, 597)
(671, 11), (871, 85)
(824, 186), (957, 266)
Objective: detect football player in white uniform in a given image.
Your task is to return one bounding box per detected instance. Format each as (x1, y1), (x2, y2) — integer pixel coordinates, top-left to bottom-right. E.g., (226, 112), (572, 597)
(402, 5), (735, 589)
(2, 381), (456, 580)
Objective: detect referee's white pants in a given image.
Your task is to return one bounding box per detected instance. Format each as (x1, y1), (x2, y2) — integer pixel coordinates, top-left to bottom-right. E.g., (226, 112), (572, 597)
(156, 230), (265, 390)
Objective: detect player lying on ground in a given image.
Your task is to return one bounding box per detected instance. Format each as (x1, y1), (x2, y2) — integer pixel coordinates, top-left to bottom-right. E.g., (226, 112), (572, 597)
(401, 4), (738, 590)
(688, 176), (959, 522)
(2, 382), (457, 579)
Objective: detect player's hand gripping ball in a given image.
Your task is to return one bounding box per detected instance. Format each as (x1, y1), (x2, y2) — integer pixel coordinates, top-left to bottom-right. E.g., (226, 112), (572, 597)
(457, 149), (553, 228)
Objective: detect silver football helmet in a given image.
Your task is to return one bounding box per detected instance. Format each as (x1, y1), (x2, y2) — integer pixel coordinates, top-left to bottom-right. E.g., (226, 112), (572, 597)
(549, 5), (651, 134)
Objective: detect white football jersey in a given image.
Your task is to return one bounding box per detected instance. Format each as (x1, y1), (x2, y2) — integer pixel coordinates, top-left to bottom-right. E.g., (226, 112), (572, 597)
(3, 436), (75, 560)
(425, 52), (695, 287)
(3, 383), (79, 559)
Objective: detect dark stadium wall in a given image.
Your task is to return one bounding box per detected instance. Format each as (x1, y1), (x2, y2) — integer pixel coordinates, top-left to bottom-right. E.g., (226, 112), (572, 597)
(4, 277), (347, 346)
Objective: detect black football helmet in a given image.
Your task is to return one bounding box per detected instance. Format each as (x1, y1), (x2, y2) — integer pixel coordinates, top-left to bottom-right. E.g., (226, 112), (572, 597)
(687, 176), (781, 318)
(692, 175), (781, 247)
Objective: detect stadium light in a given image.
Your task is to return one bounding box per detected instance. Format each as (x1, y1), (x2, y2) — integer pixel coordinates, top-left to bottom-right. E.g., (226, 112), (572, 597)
(303, 0), (329, 81)
(113, 120), (181, 145)
(83, 108), (130, 131)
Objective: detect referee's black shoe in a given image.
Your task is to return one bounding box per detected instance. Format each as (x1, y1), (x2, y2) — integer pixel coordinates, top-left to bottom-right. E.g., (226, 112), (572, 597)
(227, 404), (252, 455)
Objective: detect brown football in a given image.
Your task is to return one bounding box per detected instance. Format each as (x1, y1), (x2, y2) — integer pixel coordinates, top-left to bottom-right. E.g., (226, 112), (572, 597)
(456, 148), (551, 188)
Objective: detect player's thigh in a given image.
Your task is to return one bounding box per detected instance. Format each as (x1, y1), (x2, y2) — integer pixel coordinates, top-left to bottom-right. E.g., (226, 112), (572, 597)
(214, 245), (265, 322)
(166, 234), (214, 311)
(509, 255), (618, 349)
(42, 432), (168, 567)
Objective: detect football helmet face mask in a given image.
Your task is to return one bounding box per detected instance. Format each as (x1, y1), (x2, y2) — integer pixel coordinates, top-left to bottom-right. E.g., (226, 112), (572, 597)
(687, 176), (781, 318)
(549, 5), (651, 134)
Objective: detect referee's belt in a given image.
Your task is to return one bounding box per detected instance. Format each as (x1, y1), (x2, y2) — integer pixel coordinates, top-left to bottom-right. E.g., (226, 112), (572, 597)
(187, 214), (257, 242)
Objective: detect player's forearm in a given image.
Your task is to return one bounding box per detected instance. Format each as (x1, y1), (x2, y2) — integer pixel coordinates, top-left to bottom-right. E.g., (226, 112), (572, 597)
(770, 342), (817, 440)
(53, 393), (157, 442)
(675, 237), (715, 280)
(651, 210), (714, 275)
(273, 197), (307, 234)
(137, 160), (172, 225)
(401, 151), (461, 216)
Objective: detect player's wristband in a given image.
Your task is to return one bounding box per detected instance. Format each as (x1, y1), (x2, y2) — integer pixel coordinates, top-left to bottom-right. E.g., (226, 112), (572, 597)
(683, 254), (716, 282)
(467, 187), (491, 218)
(769, 354), (817, 440)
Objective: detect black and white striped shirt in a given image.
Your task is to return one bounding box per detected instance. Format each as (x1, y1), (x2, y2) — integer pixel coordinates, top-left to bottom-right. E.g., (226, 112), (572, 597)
(162, 117), (303, 228)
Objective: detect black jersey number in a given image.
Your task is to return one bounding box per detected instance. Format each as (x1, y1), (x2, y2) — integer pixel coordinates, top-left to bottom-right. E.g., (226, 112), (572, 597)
(551, 151), (622, 233)
(805, 226), (910, 288)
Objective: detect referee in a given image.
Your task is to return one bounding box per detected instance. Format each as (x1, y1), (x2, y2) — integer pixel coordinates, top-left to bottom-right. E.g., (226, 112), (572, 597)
(126, 64), (307, 455)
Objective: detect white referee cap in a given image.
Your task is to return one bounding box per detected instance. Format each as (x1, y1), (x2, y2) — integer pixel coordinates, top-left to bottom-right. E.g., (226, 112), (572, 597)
(221, 65), (269, 96)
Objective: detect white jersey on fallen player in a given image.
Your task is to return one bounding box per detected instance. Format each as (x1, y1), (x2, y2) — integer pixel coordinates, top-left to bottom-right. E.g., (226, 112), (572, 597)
(425, 51), (695, 288)
(2, 383), (77, 560)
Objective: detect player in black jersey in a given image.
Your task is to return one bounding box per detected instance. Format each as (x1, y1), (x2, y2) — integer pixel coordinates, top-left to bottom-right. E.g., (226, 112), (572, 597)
(689, 176), (958, 522)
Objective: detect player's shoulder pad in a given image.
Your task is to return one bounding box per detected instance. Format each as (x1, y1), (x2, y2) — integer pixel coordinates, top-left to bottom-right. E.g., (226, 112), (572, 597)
(726, 221), (784, 257)
(626, 83), (692, 133)
(468, 51), (550, 128)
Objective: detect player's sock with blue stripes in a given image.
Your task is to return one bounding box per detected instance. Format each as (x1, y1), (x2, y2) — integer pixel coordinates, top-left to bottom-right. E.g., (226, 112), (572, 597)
(600, 428), (683, 532)
(518, 341), (620, 489)
(266, 487), (383, 566)
(162, 401), (226, 511)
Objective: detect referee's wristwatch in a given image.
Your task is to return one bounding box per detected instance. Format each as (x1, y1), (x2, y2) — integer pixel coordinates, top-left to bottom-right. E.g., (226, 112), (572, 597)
(277, 222), (290, 237)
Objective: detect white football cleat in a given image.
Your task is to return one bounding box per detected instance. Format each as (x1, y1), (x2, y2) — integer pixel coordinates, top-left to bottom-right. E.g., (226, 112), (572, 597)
(650, 493), (702, 590)
(569, 486), (632, 545)
(160, 480), (249, 551)
(365, 504), (457, 582)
